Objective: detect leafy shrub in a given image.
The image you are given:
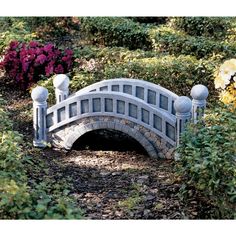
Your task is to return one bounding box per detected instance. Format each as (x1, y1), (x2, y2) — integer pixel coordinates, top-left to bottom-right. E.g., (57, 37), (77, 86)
(127, 17), (167, 24)
(0, 98), (83, 219)
(0, 17), (80, 53)
(169, 17), (231, 39)
(0, 18), (37, 53)
(102, 55), (216, 96)
(150, 27), (236, 59)
(20, 17), (80, 41)
(80, 17), (152, 50)
(0, 40), (73, 90)
(176, 105), (236, 218)
(74, 45), (156, 64)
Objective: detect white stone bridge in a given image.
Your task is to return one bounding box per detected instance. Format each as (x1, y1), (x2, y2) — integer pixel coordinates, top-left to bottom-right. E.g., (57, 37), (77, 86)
(31, 75), (208, 159)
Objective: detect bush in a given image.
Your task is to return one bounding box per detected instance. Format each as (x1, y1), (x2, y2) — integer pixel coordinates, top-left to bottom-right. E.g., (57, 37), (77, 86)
(102, 55), (217, 96)
(0, 17), (37, 53)
(150, 27), (236, 59)
(20, 17), (80, 41)
(0, 17), (80, 53)
(176, 105), (236, 218)
(169, 17), (232, 39)
(80, 17), (152, 50)
(0, 98), (83, 219)
(127, 17), (167, 25)
(0, 40), (73, 90)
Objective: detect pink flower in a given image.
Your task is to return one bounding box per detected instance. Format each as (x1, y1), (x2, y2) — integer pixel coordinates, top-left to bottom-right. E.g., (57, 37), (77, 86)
(45, 63), (54, 76)
(9, 41), (19, 50)
(44, 43), (54, 52)
(22, 61), (29, 72)
(35, 54), (47, 64)
(29, 41), (39, 47)
(54, 64), (64, 74)
(65, 49), (73, 56)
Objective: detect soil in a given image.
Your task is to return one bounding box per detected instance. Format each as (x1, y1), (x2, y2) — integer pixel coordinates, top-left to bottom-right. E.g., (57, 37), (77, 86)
(0, 77), (216, 219)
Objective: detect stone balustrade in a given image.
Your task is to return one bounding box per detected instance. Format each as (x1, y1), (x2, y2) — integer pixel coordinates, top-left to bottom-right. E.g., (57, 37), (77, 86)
(31, 75), (209, 159)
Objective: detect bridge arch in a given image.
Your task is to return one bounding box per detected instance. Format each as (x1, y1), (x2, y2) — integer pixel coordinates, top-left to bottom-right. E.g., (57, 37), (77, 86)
(49, 115), (174, 159)
(62, 119), (156, 157)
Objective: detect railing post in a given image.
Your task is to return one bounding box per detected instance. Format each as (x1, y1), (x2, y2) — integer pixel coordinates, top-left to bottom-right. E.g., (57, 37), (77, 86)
(31, 86), (48, 147)
(174, 96), (192, 146)
(53, 74), (70, 104)
(190, 84), (209, 124)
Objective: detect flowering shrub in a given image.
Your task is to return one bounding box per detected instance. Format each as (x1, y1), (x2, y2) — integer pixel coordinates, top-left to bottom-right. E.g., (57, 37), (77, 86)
(214, 59), (236, 106)
(0, 40), (73, 89)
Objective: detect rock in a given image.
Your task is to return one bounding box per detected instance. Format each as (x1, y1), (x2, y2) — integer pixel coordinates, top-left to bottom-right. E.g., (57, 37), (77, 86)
(137, 175), (149, 184)
(100, 171), (110, 177)
(111, 171), (121, 176)
(144, 195), (156, 201)
(143, 209), (151, 217)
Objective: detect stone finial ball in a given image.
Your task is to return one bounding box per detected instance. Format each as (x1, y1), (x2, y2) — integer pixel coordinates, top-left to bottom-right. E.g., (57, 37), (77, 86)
(191, 84), (209, 100)
(53, 74), (70, 90)
(31, 86), (48, 102)
(174, 96), (192, 113)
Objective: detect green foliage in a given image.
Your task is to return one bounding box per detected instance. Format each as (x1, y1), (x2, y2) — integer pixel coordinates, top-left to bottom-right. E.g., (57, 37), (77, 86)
(0, 17), (36, 53)
(80, 17), (152, 50)
(103, 55), (216, 96)
(150, 26), (236, 59)
(118, 183), (143, 211)
(127, 17), (167, 25)
(20, 17), (80, 41)
(74, 45), (156, 63)
(0, 98), (83, 219)
(170, 17), (232, 39)
(0, 17), (80, 54)
(176, 105), (236, 219)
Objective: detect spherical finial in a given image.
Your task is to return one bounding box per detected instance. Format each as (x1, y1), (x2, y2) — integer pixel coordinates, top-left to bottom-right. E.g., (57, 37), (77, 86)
(53, 74), (70, 90)
(191, 84), (209, 100)
(31, 86), (48, 103)
(174, 96), (192, 114)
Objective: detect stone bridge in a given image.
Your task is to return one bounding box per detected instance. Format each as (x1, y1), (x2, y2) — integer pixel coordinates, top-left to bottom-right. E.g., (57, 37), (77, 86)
(31, 75), (209, 159)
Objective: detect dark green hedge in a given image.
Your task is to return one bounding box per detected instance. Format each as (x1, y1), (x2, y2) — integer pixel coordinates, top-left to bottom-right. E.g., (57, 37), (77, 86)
(169, 17), (232, 39)
(80, 17), (152, 50)
(150, 27), (236, 59)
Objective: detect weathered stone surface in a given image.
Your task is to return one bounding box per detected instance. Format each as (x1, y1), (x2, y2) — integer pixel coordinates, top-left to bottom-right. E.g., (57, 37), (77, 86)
(49, 115), (177, 159)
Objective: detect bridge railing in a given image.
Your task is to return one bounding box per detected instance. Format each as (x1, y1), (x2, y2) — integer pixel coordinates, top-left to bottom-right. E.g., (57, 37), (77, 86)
(70, 78), (179, 117)
(45, 91), (177, 146)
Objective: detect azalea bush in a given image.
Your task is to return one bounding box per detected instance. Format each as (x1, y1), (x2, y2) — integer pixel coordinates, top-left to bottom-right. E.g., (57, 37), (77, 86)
(0, 40), (73, 90)
(176, 104), (236, 219)
(214, 59), (236, 107)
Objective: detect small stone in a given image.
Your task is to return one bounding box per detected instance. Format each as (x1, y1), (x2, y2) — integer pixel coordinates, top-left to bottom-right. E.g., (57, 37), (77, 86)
(100, 171), (110, 177)
(137, 175), (149, 184)
(112, 172), (121, 176)
(144, 195), (155, 201)
(143, 209), (151, 216)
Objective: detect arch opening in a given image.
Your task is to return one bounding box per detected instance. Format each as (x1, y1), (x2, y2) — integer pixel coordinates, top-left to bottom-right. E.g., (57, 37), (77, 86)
(72, 129), (148, 155)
